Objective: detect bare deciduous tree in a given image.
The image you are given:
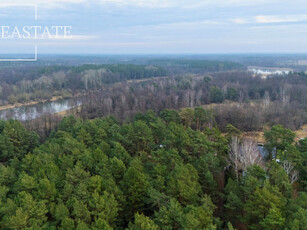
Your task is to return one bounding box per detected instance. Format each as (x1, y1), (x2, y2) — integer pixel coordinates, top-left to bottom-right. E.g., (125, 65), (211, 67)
(229, 137), (263, 180)
(229, 136), (241, 179)
(263, 90), (270, 110)
(289, 170), (299, 184)
(283, 160), (294, 175)
(240, 138), (263, 171)
(283, 160), (299, 184)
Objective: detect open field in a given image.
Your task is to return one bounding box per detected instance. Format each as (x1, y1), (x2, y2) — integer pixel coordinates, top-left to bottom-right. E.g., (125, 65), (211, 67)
(243, 124), (307, 144)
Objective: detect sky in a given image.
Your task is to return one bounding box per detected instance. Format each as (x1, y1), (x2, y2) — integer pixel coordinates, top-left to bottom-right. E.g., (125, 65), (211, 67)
(0, 0), (307, 54)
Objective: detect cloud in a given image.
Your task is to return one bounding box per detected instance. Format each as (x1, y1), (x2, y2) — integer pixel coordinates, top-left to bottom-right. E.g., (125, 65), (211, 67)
(49, 34), (98, 40)
(0, 0), (280, 9)
(99, 0), (175, 8)
(98, 0), (282, 8)
(2, 0), (307, 53)
(25, 34), (98, 41)
(230, 18), (249, 24)
(0, 0), (86, 4)
(0, 0), (182, 9)
(254, 15), (307, 23)
(0, 0), (86, 9)
(228, 14), (307, 25)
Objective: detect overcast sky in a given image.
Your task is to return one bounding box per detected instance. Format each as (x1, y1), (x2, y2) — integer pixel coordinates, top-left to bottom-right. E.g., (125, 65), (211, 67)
(0, 0), (307, 54)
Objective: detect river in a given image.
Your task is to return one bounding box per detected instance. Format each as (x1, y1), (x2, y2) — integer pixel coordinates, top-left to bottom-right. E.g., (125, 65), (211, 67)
(0, 98), (81, 121)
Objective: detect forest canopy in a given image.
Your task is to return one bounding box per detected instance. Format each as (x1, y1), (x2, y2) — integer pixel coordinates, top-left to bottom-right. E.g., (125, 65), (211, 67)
(0, 109), (306, 229)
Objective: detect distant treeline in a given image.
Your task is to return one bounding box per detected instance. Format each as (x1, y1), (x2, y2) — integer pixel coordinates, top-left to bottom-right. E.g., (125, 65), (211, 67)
(0, 60), (243, 106)
(147, 59), (245, 74)
(0, 64), (168, 105)
(71, 64), (168, 77)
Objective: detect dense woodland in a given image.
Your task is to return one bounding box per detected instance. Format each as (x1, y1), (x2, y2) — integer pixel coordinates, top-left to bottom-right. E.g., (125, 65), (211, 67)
(0, 60), (242, 105)
(7, 68), (306, 136)
(0, 110), (306, 229)
(0, 64), (167, 105)
(2, 60), (306, 133)
(77, 71), (307, 131)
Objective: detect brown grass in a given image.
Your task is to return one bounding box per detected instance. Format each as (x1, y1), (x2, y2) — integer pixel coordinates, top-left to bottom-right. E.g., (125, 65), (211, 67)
(242, 124), (307, 144)
(55, 105), (81, 117)
(296, 124), (307, 141)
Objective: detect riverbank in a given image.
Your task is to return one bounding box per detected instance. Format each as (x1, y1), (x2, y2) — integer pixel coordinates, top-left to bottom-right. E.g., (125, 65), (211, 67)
(0, 96), (63, 111)
(55, 105), (82, 117)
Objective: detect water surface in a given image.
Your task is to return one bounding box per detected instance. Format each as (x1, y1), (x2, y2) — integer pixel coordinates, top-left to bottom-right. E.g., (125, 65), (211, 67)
(0, 99), (80, 121)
